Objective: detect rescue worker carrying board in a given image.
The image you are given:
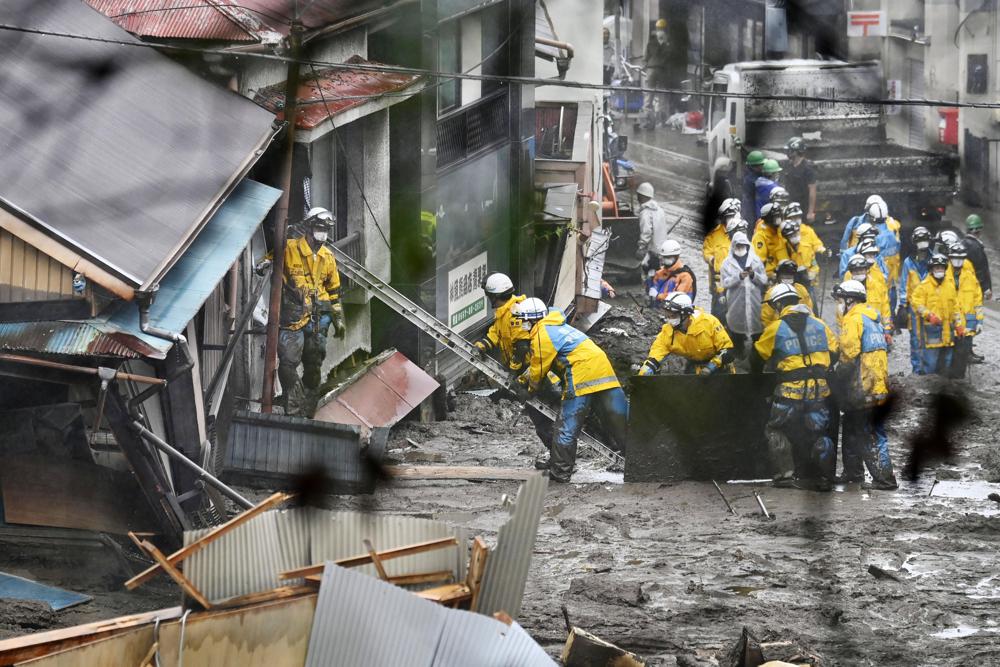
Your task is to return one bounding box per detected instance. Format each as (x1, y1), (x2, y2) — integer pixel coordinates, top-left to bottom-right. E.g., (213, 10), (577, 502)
(473, 273), (553, 449)
(832, 280), (898, 490)
(256, 207), (345, 416)
(753, 284), (840, 490)
(511, 298), (627, 483)
(637, 292), (735, 376)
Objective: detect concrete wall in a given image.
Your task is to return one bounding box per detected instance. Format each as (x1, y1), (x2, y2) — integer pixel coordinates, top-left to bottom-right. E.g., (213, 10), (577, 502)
(536, 0), (603, 102)
(957, 3), (1000, 208)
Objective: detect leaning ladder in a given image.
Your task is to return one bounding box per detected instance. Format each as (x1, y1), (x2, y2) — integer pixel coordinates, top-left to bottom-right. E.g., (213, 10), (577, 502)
(331, 247), (624, 468)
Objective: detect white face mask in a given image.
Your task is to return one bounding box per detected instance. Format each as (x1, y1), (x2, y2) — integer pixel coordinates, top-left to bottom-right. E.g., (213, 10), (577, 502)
(313, 231), (328, 243)
(932, 269), (946, 280)
(864, 255), (876, 266)
(951, 259), (964, 269)
(916, 241), (930, 250)
(789, 234), (801, 245)
(663, 256), (678, 267)
(655, 30), (666, 44)
(780, 277), (794, 285)
(854, 272), (867, 282)
(666, 315), (681, 328)
(836, 301), (846, 316)
(734, 246), (749, 257)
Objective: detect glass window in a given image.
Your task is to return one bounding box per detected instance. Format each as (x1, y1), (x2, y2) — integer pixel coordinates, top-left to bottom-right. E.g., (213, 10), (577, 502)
(438, 20), (461, 114)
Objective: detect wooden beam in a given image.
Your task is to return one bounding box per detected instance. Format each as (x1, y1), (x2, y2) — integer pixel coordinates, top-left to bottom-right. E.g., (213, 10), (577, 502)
(139, 540), (213, 610)
(279, 536), (459, 580)
(387, 570), (454, 586)
(214, 585), (316, 609)
(383, 465), (535, 481)
(138, 640), (158, 667)
(125, 491), (293, 590)
(363, 539), (390, 580)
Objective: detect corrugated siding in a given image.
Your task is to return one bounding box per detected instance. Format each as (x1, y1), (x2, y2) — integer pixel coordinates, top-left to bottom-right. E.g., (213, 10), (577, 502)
(86, 0), (261, 42)
(433, 615), (555, 666)
(0, 228), (79, 302)
(200, 280), (229, 388)
(474, 473), (548, 618)
(0, 320), (147, 358)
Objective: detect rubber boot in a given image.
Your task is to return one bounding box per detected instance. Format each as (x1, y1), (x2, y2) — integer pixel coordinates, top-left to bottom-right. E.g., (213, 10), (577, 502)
(549, 441), (577, 483)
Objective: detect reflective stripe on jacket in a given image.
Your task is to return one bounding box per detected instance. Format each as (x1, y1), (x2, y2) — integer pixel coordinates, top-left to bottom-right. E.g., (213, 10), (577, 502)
(755, 304), (839, 401)
(525, 310), (620, 399)
(839, 303), (889, 407)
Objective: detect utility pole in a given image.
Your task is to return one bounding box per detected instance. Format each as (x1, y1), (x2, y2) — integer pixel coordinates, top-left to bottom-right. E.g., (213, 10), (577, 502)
(261, 20), (303, 413)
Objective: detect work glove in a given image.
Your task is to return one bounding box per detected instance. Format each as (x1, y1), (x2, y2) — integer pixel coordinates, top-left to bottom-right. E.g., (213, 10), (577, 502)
(954, 324), (966, 338)
(637, 358), (659, 376)
(648, 286), (658, 299)
(701, 361), (719, 375)
(330, 303), (346, 339)
(473, 341), (488, 359)
(926, 313), (942, 326)
(511, 383), (531, 403)
(254, 258), (272, 275)
(986, 288), (993, 300)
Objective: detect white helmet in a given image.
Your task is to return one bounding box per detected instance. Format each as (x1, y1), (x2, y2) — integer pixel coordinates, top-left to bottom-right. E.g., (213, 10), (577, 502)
(867, 200), (888, 222)
(658, 239), (682, 258)
(637, 182), (655, 199)
(865, 194), (885, 208)
(768, 186), (790, 204)
(940, 230), (959, 245)
(855, 221), (876, 239)
(834, 279), (867, 302)
(718, 198), (741, 217)
(305, 207), (334, 223)
(482, 272), (514, 296)
(662, 292), (694, 316)
(767, 282), (800, 307)
(512, 297), (548, 322)
(725, 217), (746, 235)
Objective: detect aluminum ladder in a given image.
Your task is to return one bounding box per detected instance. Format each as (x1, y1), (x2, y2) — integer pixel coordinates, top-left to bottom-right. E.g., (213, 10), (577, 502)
(330, 247), (624, 468)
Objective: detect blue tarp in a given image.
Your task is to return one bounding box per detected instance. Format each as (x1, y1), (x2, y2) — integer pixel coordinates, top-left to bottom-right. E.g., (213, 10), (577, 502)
(106, 179), (281, 356)
(0, 571), (91, 611)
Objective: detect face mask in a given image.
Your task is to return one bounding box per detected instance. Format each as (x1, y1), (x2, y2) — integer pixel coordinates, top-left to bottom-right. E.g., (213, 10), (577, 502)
(734, 246), (749, 257)
(916, 241), (929, 250)
(951, 259), (964, 269)
(854, 272), (867, 282)
(666, 316), (681, 328)
(655, 30), (666, 44)
(789, 234), (801, 245)
(932, 269), (946, 280)
(520, 320), (533, 331)
(663, 256), (678, 266)
(836, 301), (846, 316)
(313, 231), (328, 243)
(780, 277), (794, 285)
(864, 255), (876, 266)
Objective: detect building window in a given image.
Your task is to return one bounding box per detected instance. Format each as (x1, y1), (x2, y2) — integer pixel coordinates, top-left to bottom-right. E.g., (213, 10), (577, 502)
(439, 19), (461, 114)
(967, 54), (988, 95)
(480, 2), (507, 95)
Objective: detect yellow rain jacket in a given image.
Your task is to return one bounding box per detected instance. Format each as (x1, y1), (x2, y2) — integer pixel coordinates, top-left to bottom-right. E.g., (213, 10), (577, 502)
(524, 310), (620, 398)
(949, 261), (984, 337)
(911, 274), (962, 348)
(838, 303), (889, 407)
(845, 263), (892, 333)
(703, 224), (731, 294)
(784, 223), (826, 283)
(752, 220), (787, 279)
(475, 294), (527, 369)
(280, 236), (341, 331)
(761, 282), (813, 329)
(755, 304), (839, 401)
(848, 216), (901, 285)
(640, 309), (734, 375)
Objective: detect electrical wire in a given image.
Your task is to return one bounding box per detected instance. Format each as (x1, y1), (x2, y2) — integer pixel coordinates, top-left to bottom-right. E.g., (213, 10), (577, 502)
(2, 21), (999, 109)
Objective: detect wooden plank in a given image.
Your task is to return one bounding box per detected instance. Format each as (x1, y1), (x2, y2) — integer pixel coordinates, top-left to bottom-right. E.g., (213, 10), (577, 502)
(413, 583), (471, 605)
(137, 641), (157, 667)
(468, 536), (489, 611)
(15, 627), (156, 667)
(383, 465), (534, 481)
(362, 539), (389, 580)
(279, 536), (459, 580)
(0, 607), (182, 665)
(0, 455), (157, 535)
(138, 540), (212, 610)
(125, 492), (292, 590)
(214, 586), (315, 610)
(386, 571), (454, 586)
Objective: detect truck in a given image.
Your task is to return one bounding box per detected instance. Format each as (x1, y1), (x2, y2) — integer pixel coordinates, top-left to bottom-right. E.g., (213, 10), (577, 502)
(705, 59), (958, 245)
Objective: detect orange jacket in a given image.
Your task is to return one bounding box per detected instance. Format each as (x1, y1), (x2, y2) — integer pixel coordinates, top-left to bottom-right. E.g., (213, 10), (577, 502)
(652, 261), (695, 300)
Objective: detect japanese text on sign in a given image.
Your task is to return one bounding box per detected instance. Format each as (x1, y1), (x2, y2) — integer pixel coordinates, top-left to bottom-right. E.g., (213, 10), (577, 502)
(447, 251), (489, 331)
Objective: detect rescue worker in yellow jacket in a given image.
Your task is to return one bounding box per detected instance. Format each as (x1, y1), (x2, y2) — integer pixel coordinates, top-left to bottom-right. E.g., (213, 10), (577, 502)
(753, 284), (840, 490)
(512, 299), (627, 483)
(781, 202), (829, 300)
(946, 243), (984, 378)
(752, 202), (787, 280)
(911, 254), (963, 375)
(832, 280), (897, 490)
(704, 198), (741, 323)
(638, 292), (735, 376)
(844, 241), (892, 338)
(762, 260), (814, 329)
(257, 208), (344, 415)
(473, 273), (555, 449)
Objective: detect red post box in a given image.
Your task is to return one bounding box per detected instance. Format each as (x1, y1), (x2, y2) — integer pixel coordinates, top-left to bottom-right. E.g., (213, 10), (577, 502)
(938, 108), (959, 146)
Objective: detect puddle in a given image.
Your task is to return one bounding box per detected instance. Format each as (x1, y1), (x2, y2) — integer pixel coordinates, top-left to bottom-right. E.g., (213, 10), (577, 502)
(893, 532), (943, 542)
(929, 480), (1000, 499)
(931, 625), (980, 639)
(572, 469), (625, 485)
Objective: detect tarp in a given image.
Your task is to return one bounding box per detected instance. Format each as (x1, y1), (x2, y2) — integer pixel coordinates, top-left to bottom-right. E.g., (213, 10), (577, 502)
(0, 571), (91, 611)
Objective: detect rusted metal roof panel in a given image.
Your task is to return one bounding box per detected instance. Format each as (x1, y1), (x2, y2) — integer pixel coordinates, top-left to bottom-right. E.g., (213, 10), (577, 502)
(314, 350), (439, 429)
(254, 56), (421, 129)
(238, 0), (386, 33)
(0, 320), (158, 358)
(85, 0), (262, 41)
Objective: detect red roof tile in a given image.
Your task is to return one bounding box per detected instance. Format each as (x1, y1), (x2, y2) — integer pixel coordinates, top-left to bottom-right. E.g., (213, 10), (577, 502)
(86, 0), (265, 41)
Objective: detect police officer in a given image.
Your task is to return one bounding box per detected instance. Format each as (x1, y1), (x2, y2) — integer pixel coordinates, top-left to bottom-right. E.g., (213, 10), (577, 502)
(753, 284), (840, 490)
(897, 227), (933, 373)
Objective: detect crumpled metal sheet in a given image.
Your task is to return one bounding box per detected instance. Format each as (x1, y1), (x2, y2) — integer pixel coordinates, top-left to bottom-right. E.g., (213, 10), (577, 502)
(304, 563), (554, 667)
(474, 473), (548, 618)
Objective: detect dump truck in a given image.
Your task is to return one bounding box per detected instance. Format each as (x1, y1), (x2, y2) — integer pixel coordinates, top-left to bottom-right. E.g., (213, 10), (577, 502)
(705, 59), (958, 244)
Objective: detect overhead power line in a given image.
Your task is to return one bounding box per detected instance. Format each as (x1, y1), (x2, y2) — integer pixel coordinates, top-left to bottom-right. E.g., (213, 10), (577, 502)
(2, 22), (1000, 109)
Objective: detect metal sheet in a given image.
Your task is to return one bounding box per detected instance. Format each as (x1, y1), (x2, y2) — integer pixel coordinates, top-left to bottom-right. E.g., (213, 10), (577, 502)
(625, 374), (779, 483)
(433, 614), (554, 667)
(254, 56), (421, 130)
(0, 571), (91, 612)
(474, 473), (547, 619)
(314, 350), (439, 429)
(86, 0), (264, 41)
(222, 411), (388, 493)
(0, 0), (276, 288)
(0, 320), (155, 358)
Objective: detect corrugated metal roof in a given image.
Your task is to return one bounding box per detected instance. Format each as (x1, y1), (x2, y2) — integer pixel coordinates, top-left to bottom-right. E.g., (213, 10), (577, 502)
(221, 410), (388, 492)
(85, 0), (263, 41)
(238, 0), (386, 33)
(304, 563), (554, 666)
(253, 56), (421, 130)
(0, 0), (277, 289)
(474, 473), (547, 618)
(314, 350), (439, 429)
(0, 320), (158, 358)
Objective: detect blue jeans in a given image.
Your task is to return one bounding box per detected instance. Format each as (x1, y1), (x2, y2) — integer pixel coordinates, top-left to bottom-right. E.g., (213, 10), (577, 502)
(551, 387), (628, 481)
(842, 408), (894, 484)
(920, 347), (953, 376)
(907, 309), (922, 373)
